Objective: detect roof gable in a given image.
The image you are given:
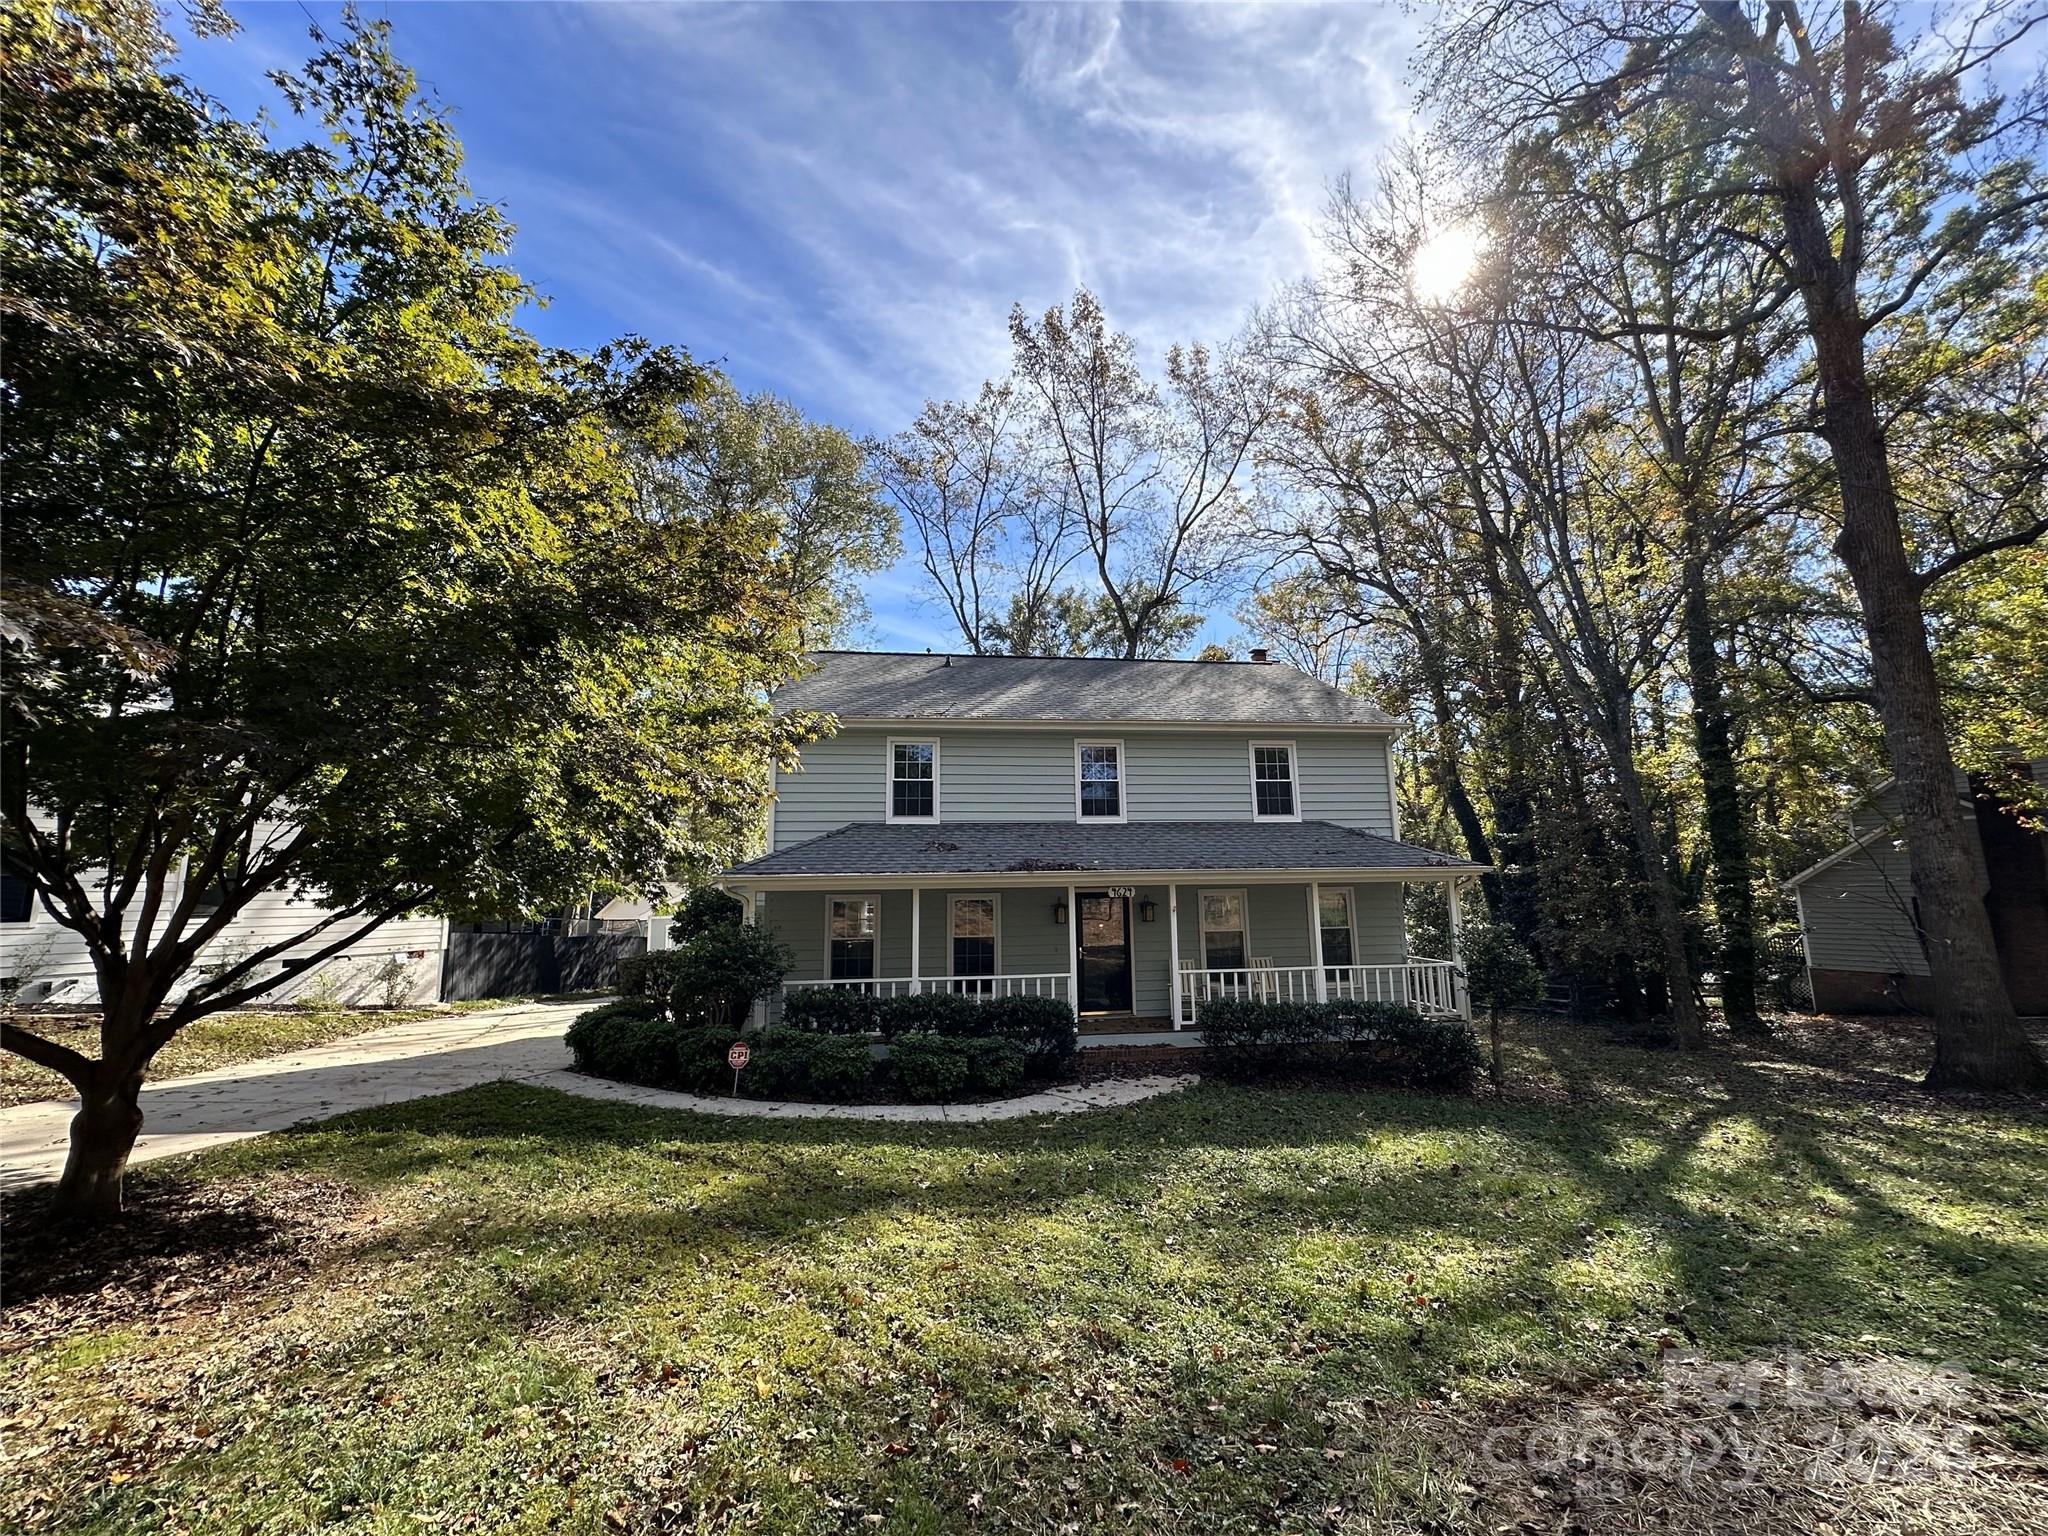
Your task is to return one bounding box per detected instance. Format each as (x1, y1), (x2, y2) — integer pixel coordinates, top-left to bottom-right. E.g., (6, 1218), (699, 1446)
(775, 651), (1399, 729)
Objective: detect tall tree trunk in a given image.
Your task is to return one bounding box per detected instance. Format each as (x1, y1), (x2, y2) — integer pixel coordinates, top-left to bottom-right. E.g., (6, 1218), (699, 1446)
(1417, 649), (1498, 896)
(1611, 733), (1705, 1050)
(1822, 387), (2039, 1086)
(1710, 0), (2043, 1090)
(1682, 550), (1765, 1035)
(1775, 201), (2041, 1088)
(1480, 557), (1542, 946)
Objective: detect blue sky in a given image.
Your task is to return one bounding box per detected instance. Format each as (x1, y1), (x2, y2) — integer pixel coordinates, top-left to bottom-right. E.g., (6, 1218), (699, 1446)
(176, 2), (1423, 650)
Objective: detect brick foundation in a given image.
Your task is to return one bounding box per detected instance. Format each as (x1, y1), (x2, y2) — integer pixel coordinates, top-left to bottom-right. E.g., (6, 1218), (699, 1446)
(1808, 967), (1934, 1016)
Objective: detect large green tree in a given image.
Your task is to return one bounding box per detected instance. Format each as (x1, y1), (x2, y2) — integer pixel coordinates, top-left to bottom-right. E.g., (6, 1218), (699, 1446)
(0, 2), (820, 1211)
(1426, 0), (2046, 1087)
(636, 379), (899, 647)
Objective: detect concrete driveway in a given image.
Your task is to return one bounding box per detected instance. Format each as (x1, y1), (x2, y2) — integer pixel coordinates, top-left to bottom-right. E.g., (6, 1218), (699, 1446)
(0, 1002), (585, 1192)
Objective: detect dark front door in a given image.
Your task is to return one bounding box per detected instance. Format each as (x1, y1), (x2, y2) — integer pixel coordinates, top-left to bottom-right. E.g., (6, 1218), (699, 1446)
(1076, 891), (1132, 1014)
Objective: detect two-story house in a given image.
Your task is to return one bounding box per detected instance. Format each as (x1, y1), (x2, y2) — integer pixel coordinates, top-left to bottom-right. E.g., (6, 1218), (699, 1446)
(723, 650), (1485, 1030)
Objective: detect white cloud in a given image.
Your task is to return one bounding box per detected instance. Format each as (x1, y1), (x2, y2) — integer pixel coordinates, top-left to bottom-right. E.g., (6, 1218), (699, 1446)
(559, 1), (1419, 425)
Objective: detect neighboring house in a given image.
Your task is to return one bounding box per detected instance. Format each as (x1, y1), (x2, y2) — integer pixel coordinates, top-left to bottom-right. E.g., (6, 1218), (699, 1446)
(0, 850), (447, 1010)
(724, 650), (1486, 1028)
(1787, 759), (2048, 1016)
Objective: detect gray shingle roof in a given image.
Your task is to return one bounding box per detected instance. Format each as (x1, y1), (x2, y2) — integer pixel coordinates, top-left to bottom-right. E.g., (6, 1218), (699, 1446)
(729, 821), (1482, 879)
(774, 651), (1400, 728)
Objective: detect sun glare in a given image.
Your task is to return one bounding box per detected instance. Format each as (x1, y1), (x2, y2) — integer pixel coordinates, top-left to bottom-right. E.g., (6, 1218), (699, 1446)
(1409, 222), (1486, 304)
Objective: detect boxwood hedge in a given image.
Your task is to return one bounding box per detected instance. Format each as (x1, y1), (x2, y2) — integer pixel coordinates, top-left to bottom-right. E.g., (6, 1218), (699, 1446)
(779, 989), (1077, 1075)
(1196, 998), (1482, 1091)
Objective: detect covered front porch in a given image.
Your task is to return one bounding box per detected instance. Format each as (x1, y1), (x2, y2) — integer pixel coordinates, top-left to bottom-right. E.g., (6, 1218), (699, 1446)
(723, 820), (1486, 1034)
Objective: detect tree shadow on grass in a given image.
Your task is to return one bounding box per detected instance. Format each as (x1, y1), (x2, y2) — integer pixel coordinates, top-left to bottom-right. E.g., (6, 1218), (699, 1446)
(10, 1034), (2048, 1536)
(13, 1025), (2045, 1382)
(1, 1171), (368, 1317)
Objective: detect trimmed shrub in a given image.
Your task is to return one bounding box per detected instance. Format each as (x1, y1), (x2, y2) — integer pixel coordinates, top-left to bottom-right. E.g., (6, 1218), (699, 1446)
(740, 1028), (873, 1102)
(780, 985), (888, 1036)
(890, 1031), (1030, 1101)
(890, 1032), (973, 1103)
(962, 1036), (1027, 1096)
(674, 1025), (741, 1094)
(878, 990), (984, 1036)
(798, 1034), (875, 1100)
(567, 1000), (683, 1088)
(1194, 996), (1309, 1078)
(615, 950), (688, 1007)
(1198, 998), (1481, 1092)
(973, 994), (1079, 1075)
(778, 990), (1077, 1078)
(668, 886), (746, 943)
(668, 923), (791, 1032)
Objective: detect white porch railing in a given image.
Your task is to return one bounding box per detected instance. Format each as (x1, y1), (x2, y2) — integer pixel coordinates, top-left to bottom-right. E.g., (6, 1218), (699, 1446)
(1176, 959), (1465, 1024)
(781, 973), (1070, 1001)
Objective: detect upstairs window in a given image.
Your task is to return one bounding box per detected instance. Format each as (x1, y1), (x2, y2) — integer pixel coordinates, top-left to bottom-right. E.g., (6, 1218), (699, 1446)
(1250, 742), (1298, 820)
(828, 895), (879, 979)
(1076, 741), (1125, 821)
(888, 740), (937, 821)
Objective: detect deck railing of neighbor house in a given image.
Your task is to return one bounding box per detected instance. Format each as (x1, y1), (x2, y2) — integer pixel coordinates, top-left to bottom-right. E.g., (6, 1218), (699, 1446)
(1176, 959), (1464, 1023)
(781, 973), (1071, 1002)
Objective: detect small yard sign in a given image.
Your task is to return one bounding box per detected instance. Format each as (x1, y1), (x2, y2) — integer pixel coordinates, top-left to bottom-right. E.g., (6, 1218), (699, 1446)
(727, 1041), (750, 1071)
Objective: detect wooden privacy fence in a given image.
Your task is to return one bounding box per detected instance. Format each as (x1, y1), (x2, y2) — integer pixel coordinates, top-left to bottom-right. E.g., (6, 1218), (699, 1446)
(440, 928), (645, 1001)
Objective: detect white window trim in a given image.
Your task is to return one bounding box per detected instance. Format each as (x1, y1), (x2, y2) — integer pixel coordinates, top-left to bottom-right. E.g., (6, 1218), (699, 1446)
(1249, 739), (1301, 822)
(1317, 886), (1357, 968)
(824, 892), (882, 979)
(884, 737), (941, 824)
(1197, 886), (1250, 970)
(1074, 738), (1128, 824)
(946, 892), (1002, 978)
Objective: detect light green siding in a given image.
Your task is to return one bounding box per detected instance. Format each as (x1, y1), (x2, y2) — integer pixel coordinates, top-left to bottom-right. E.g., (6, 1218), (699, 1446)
(764, 879), (1412, 1023)
(1171, 881), (1406, 970)
(1795, 840), (1930, 977)
(772, 726), (1397, 849)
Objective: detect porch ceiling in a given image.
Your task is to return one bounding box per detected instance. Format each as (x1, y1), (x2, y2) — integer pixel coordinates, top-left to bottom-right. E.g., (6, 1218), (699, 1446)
(727, 819), (1485, 885)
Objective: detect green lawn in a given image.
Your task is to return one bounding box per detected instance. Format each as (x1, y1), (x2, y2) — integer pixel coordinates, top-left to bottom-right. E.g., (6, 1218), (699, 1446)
(5, 1019), (2045, 1534)
(0, 1009), (445, 1108)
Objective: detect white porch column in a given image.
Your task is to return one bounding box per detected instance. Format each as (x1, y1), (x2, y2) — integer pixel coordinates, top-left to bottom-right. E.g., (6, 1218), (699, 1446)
(738, 887), (765, 1030)
(1308, 881), (1328, 1003)
(1446, 876), (1467, 1018)
(910, 886), (923, 995)
(1168, 883), (1182, 1029)
(1065, 883), (1079, 1014)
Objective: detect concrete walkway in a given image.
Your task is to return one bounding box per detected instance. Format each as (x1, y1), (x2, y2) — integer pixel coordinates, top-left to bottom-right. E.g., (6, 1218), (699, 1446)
(0, 1004), (1195, 1191)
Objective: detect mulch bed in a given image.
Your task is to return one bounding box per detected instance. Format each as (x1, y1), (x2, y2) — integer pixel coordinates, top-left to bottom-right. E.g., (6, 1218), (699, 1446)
(1, 1174), (375, 1353)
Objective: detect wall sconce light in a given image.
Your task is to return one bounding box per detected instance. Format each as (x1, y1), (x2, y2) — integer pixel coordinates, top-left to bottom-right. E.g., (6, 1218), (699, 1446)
(1053, 899), (1068, 925)
(1138, 899), (1157, 923)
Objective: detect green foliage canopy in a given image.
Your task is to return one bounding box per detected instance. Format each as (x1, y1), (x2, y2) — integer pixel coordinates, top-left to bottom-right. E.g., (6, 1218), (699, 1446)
(0, 1), (825, 1202)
